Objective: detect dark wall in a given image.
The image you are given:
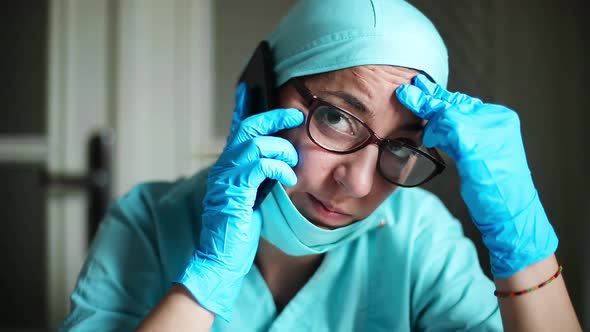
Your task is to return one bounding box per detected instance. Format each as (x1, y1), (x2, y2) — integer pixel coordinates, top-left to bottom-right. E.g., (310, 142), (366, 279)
(0, 1), (48, 135)
(213, 0), (588, 325)
(411, 0), (587, 326)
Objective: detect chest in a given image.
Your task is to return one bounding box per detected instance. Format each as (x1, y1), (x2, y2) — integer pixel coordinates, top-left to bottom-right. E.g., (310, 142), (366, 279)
(258, 259), (322, 313)
(211, 237), (413, 332)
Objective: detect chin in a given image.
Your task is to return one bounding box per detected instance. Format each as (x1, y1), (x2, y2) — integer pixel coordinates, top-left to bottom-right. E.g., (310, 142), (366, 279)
(310, 217), (358, 230)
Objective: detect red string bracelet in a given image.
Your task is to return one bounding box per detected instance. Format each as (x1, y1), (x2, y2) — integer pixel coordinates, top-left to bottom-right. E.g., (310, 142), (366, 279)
(494, 265), (563, 298)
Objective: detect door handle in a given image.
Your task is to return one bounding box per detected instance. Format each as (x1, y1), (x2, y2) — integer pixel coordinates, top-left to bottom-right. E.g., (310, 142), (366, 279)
(40, 129), (115, 244)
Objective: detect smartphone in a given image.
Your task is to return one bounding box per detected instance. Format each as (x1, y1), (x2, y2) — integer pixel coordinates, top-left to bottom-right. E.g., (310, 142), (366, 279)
(237, 40), (277, 209)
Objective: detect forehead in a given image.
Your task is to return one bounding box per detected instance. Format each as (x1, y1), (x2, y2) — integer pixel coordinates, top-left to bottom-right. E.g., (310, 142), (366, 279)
(302, 66), (417, 116)
(306, 65), (417, 92)
(301, 66), (420, 131)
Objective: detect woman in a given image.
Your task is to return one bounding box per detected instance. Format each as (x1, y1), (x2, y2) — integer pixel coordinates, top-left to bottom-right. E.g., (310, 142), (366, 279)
(62, 0), (581, 331)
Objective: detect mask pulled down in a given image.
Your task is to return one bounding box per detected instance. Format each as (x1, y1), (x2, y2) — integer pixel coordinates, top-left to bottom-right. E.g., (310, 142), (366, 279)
(259, 183), (386, 256)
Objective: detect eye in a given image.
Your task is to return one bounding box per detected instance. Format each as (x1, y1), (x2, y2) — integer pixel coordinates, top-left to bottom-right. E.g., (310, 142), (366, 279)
(385, 140), (416, 159)
(396, 137), (420, 148)
(389, 145), (411, 158)
(315, 105), (359, 136)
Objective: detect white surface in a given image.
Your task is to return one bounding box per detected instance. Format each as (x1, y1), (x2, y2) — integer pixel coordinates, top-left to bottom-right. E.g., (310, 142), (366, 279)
(0, 137), (47, 163)
(115, 0), (221, 197)
(46, 0), (111, 328)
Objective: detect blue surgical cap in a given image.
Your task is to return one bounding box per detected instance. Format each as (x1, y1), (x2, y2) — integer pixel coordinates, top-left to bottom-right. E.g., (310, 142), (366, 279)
(267, 0), (448, 88)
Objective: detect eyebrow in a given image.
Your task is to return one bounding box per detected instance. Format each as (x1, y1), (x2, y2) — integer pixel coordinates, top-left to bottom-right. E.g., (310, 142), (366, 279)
(324, 90), (425, 133)
(325, 91), (373, 118)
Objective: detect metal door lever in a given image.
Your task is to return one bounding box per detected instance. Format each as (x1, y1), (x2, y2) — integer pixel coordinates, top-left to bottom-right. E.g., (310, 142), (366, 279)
(40, 129), (115, 244)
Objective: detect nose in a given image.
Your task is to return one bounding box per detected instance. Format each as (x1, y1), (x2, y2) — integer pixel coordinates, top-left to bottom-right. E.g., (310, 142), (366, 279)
(332, 144), (379, 198)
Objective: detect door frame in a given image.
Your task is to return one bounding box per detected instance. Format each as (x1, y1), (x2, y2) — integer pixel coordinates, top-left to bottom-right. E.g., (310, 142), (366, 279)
(46, 0), (113, 328)
(45, 0), (220, 328)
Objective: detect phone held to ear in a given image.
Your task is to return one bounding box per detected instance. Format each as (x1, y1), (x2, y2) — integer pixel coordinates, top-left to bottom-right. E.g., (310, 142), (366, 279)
(237, 40), (278, 209)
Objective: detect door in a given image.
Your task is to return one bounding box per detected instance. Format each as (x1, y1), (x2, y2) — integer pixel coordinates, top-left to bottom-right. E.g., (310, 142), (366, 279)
(1, 1), (222, 329)
(0, 1), (113, 330)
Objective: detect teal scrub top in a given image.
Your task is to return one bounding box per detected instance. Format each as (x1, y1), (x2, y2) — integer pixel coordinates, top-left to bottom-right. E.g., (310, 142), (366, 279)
(61, 168), (502, 331)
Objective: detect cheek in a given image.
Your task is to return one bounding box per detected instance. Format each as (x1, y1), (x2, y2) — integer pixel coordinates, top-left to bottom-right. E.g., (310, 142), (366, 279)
(279, 117), (398, 215)
(369, 182), (398, 205)
(295, 145), (332, 179)
(280, 127), (336, 191)
(293, 145), (335, 190)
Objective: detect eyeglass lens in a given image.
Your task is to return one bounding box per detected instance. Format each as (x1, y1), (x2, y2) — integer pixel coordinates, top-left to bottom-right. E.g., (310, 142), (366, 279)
(308, 104), (437, 187)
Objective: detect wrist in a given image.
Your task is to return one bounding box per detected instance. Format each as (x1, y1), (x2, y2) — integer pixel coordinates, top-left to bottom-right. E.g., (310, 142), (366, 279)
(174, 253), (246, 322)
(493, 254), (559, 293)
(483, 195), (558, 278)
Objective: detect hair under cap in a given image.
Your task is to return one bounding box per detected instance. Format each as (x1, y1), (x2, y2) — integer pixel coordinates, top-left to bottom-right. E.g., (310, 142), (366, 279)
(266, 0), (448, 88)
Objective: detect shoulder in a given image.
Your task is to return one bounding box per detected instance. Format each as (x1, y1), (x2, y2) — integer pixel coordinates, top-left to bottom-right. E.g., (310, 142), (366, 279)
(110, 167), (210, 227)
(386, 186), (446, 210)
(117, 167), (209, 213)
(370, 187), (469, 270)
(101, 167), (211, 276)
(62, 169), (212, 330)
(374, 190), (501, 330)
(358, 187), (463, 270)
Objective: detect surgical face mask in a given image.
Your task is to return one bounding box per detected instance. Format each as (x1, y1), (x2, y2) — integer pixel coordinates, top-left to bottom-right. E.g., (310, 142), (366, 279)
(259, 183), (387, 256)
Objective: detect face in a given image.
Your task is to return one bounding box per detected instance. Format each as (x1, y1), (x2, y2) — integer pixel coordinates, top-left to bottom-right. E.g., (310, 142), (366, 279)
(278, 65), (421, 229)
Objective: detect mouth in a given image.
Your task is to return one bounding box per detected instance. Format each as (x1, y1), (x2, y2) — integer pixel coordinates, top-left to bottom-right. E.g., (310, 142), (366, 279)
(307, 194), (352, 228)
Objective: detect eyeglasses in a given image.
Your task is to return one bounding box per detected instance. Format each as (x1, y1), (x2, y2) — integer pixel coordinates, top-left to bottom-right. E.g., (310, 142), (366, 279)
(291, 78), (445, 187)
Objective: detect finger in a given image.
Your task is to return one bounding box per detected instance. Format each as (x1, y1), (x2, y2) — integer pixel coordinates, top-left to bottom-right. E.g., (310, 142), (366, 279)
(420, 105), (489, 161)
(396, 75), (483, 120)
(396, 83), (447, 120)
(255, 158), (298, 187)
(226, 136), (299, 168)
(254, 136), (299, 167)
(231, 108), (304, 145)
(420, 111), (459, 158)
(413, 74), (482, 106)
(224, 157), (297, 196)
(230, 158), (297, 189)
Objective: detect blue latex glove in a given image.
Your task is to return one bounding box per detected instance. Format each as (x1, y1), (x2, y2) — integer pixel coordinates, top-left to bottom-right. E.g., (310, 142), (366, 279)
(175, 83), (304, 320)
(396, 74), (558, 278)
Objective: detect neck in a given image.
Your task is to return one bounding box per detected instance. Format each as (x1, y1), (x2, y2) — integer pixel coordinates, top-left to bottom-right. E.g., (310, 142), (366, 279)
(255, 237), (324, 311)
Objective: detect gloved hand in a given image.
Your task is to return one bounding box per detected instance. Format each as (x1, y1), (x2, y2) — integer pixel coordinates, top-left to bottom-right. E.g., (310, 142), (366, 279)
(175, 83), (304, 320)
(396, 74), (558, 278)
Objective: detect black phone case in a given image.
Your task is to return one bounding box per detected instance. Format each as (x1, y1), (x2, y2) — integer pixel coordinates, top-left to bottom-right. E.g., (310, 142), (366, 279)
(237, 41), (277, 209)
